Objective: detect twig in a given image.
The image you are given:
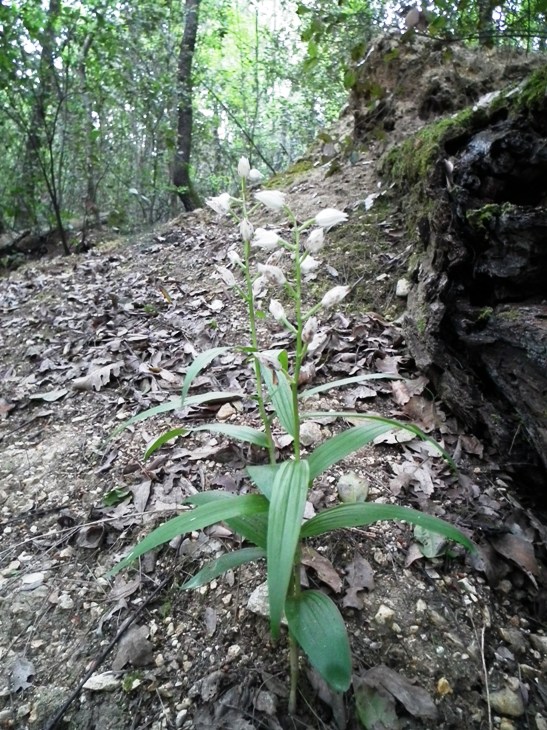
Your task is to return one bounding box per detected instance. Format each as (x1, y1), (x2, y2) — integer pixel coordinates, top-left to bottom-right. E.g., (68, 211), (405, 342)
(479, 625), (493, 730)
(43, 572), (173, 730)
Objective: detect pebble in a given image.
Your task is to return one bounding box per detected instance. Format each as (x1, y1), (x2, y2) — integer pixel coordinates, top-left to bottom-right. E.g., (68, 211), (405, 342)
(374, 605), (395, 625)
(83, 672), (120, 691)
(530, 634), (547, 655)
(499, 627), (527, 653)
(396, 278), (410, 297)
(58, 593), (74, 610)
(489, 687), (524, 717)
(499, 720), (516, 730)
(535, 713), (547, 730)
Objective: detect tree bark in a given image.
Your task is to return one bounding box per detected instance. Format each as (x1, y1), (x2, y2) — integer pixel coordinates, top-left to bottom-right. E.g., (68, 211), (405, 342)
(173, 0), (202, 212)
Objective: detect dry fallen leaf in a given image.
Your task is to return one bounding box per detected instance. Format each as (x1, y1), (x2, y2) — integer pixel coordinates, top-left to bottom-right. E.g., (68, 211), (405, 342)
(72, 361), (124, 391)
(343, 555), (375, 609)
(301, 546), (343, 593)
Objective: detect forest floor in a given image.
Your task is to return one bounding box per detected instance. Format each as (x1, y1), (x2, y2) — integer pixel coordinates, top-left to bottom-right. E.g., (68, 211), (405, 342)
(1, 33), (547, 730)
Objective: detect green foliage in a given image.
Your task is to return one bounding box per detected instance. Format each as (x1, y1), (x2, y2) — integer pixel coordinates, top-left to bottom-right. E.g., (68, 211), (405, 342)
(110, 161), (475, 710)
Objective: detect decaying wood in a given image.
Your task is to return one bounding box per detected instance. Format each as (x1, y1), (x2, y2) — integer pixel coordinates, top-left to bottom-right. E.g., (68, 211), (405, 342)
(403, 99), (547, 484)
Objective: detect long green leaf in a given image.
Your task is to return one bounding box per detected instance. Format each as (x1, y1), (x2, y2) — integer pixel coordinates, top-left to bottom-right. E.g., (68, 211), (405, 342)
(144, 423), (269, 459)
(267, 460), (310, 638)
(307, 422), (396, 480)
(225, 514), (269, 549)
(247, 463), (280, 500)
(108, 494), (268, 576)
(302, 412), (454, 466)
(181, 346), (230, 404)
(181, 547), (265, 590)
(111, 390), (239, 437)
(261, 364), (296, 437)
(185, 493), (269, 549)
(299, 373), (401, 399)
(286, 590), (352, 692)
(300, 503), (475, 552)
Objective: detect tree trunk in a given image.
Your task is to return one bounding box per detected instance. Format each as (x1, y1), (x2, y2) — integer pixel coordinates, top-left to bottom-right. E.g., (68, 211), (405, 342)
(173, 0), (202, 212)
(15, 0), (61, 229)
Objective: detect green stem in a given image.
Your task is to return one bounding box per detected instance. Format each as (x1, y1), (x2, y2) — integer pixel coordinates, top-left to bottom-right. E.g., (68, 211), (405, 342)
(288, 560), (301, 714)
(287, 208), (304, 461)
(240, 179), (276, 464)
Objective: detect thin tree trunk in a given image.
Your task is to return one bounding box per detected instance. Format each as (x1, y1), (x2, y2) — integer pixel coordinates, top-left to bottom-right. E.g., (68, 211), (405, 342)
(15, 0), (61, 229)
(173, 0), (202, 211)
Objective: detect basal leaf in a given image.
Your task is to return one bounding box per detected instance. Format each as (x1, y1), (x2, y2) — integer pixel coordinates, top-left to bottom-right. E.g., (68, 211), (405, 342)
(307, 422), (396, 480)
(299, 373), (400, 399)
(286, 590), (351, 692)
(267, 460), (310, 638)
(300, 503), (475, 553)
(247, 463), (280, 500)
(181, 547), (265, 590)
(181, 346), (230, 404)
(109, 494), (268, 576)
(185, 493), (269, 548)
(111, 390), (238, 437)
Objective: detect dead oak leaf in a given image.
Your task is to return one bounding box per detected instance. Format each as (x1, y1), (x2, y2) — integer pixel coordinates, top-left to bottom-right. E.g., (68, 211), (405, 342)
(301, 546), (342, 593)
(343, 555), (375, 609)
(72, 361), (124, 391)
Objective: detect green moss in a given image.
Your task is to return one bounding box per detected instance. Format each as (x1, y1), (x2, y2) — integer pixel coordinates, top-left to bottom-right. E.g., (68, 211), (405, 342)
(477, 306), (493, 322)
(383, 106), (476, 188)
(465, 204), (502, 231)
(514, 64), (547, 113)
(264, 159), (313, 189)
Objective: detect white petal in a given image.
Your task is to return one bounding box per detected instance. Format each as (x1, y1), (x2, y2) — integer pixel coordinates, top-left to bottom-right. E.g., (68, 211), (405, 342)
(237, 156), (251, 178)
(315, 208), (348, 228)
(254, 190), (287, 211)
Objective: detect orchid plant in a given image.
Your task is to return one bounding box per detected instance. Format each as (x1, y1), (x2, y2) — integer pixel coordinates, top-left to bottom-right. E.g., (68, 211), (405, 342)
(110, 156), (474, 713)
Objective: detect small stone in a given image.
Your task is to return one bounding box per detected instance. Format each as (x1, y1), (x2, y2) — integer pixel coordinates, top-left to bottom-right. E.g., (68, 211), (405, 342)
(499, 627), (527, 653)
(175, 709), (187, 728)
(16, 704), (31, 719)
(226, 645), (241, 661)
(254, 690), (277, 715)
(489, 687), (525, 717)
(336, 471), (369, 503)
(396, 278), (410, 297)
(535, 713), (547, 730)
(529, 634), (547, 655)
(416, 599), (427, 614)
(83, 672), (120, 691)
(299, 421), (323, 447)
(499, 720), (516, 730)
(436, 677), (452, 696)
(216, 403), (235, 420)
(57, 593), (74, 610)
(374, 605), (395, 625)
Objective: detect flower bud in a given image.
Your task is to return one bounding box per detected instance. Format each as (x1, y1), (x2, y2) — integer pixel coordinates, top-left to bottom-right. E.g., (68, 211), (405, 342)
(320, 285), (350, 309)
(227, 249), (242, 266)
(254, 190), (287, 211)
(240, 218), (254, 241)
(269, 299), (287, 322)
(251, 228), (280, 250)
(305, 228), (325, 254)
(315, 208), (348, 229)
(257, 263), (286, 287)
(302, 316), (318, 344)
(237, 156), (251, 178)
(206, 192), (232, 216)
(216, 266), (236, 287)
(248, 168), (263, 183)
(301, 256), (321, 274)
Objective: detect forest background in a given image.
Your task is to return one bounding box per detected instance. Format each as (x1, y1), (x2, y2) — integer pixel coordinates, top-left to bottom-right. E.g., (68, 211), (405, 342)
(1, 0), (546, 254)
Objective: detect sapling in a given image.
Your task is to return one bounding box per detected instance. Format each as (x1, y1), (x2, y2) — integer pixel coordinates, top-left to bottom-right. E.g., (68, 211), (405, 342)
(110, 157), (474, 714)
